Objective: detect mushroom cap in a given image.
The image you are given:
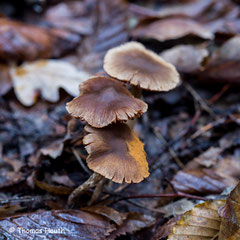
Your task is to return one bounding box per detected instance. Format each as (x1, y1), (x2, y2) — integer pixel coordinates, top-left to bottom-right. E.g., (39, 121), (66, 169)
(66, 76), (147, 128)
(103, 41), (180, 91)
(83, 123), (149, 183)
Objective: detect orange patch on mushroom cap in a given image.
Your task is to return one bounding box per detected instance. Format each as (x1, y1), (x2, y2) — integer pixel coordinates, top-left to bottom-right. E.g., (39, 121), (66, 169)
(83, 123), (149, 183)
(66, 76), (147, 128)
(103, 41), (180, 91)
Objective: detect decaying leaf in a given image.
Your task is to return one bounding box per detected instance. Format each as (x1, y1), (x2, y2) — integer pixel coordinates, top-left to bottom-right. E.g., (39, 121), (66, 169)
(218, 182), (240, 240)
(106, 212), (155, 240)
(43, 0), (94, 35)
(168, 200), (224, 239)
(161, 45), (208, 73)
(0, 18), (80, 62)
(0, 209), (116, 240)
(203, 36), (240, 83)
(0, 64), (12, 96)
(132, 18), (213, 42)
(10, 60), (91, 106)
(171, 169), (228, 195)
(153, 216), (182, 240)
(167, 182), (240, 239)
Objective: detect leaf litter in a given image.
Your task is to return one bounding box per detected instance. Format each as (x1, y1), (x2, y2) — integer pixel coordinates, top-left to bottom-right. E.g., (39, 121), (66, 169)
(0, 0), (240, 239)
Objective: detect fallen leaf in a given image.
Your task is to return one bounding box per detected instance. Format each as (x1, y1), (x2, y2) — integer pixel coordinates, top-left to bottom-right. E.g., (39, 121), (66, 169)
(33, 170), (75, 195)
(0, 18), (80, 62)
(10, 60), (90, 106)
(171, 169), (228, 195)
(0, 209), (116, 239)
(161, 45), (208, 73)
(153, 216), (182, 240)
(40, 139), (64, 159)
(159, 199), (195, 218)
(106, 212), (155, 240)
(82, 205), (127, 226)
(43, 0), (94, 35)
(132, 17), (213, 42)
(157, 0), (215, 18)
(218, 182), (240, 240)
(203, 36), (240, 83)
(68, 0), (128, 74)
(193, 147), (222, 168)
(168, 200), (224, 239)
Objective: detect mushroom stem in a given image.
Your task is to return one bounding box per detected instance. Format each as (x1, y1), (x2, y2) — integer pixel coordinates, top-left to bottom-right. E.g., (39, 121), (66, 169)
(128, 85), (142, 129)
(130, 85), (142, 98)
(89, 177), (107, 205)
(68, 173), (104, 207)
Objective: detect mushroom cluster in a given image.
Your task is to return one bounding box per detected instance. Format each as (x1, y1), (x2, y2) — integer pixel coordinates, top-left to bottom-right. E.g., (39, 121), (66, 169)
(66, 41), (180, 205)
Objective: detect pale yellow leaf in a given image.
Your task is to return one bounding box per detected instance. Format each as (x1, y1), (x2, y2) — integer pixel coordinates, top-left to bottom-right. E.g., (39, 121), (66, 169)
(10, 60), (90, 106)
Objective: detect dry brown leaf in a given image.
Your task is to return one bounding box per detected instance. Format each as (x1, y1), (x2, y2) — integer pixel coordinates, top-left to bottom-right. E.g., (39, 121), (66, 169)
(10, 60), (90, 106)
(161, 45), (208, 73)
(168, 200), (224, 240)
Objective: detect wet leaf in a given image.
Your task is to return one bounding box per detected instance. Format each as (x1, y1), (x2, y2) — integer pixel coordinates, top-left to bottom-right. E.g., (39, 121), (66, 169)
(82, 205), (127, 226)
(171, 169), (228, 195)
(0, 209), (116, 240)
(0, 18), (80, 62)
(10, 60), (90, 106)
(153, 216), (182, 240)
(203, 36), (240, 83)
(106, 212), (155, 240)
(43, 0), (94, 35)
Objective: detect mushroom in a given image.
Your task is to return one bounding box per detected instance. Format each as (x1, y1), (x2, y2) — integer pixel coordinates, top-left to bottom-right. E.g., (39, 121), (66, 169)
(67, 76), (149, 207)
(83, 123), (149, 184)
(103, 41), (180, 96)
(66, 76), (147, 128)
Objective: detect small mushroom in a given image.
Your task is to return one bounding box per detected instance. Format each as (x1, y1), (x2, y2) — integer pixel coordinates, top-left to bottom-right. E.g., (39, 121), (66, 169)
(66, 76), (147, 128)
(83, 123), (149, 183)
(103, 41), (180, 92)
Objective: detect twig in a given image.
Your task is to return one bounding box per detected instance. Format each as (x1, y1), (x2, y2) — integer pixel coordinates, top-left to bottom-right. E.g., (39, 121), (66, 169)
(114, 192), (208, 203)
(126, 199), (165, 214)
(183, 82), (217, 118)
(153, 126), (184, 169)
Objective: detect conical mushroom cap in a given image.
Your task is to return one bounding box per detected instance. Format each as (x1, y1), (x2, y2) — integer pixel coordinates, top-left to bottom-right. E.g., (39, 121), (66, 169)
(103, 41), (180, 91)
(83, 123), (149, 183)
(66, 76), (147, 128)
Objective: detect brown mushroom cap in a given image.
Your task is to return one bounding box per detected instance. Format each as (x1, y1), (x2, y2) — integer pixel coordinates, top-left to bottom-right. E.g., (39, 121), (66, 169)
(66, 76), (147, 128)
(103, 42), (180, 91)
(83, 123), (149, 183)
